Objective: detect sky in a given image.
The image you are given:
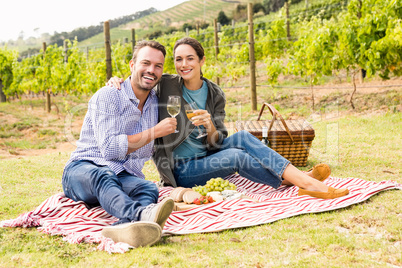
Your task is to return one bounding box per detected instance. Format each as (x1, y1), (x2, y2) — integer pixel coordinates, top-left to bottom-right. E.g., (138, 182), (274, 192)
(0, 0), (188, 42)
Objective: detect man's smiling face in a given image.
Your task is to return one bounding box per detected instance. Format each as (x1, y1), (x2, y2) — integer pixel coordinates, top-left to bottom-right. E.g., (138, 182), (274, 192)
(130, 46), (165, 92)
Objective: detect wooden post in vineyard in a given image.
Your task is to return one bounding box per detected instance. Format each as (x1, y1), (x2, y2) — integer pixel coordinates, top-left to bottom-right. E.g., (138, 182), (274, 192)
(0, 79), (6, 103)
(357, 0), (364, 84)
(248, 3), (257, 111)
(285, 1), (291, 41)
(64, 40), (68, 63)
(104, 21), (112, 80)
(213, 19), (220, 85)
(43, 42), (51, 113)
(131, 29), (136, 54)
(213, 19), (219, 58)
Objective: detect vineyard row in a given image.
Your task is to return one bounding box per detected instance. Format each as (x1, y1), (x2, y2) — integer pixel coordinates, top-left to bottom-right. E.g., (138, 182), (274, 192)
(0, 0), (401, 111)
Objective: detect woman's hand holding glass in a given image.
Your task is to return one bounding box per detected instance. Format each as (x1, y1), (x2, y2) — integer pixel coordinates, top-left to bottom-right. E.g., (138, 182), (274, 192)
(184, 101), (209, 138)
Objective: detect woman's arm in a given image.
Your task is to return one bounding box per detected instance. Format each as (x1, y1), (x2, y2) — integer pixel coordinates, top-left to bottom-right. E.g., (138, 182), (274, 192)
(106, 76), (124, 89)
(191, 83), (227, 148)
(191, 109), (220, 146)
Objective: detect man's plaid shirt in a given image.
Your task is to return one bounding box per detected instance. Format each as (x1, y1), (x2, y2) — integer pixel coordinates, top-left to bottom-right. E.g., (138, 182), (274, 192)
(66, 77), (158, 179)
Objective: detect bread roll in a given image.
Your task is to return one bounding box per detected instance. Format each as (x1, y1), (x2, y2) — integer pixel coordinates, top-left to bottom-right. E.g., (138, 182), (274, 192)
(183, 190), (203, 204)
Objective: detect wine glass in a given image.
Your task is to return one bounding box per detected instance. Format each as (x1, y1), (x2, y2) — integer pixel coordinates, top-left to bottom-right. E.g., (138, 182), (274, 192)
(184, 101), (207, 139)
(167, 95), (181, 133)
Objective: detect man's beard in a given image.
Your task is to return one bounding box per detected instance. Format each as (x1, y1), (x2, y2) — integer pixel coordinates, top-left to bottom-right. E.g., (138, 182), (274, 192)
(132, 71), (160, 92)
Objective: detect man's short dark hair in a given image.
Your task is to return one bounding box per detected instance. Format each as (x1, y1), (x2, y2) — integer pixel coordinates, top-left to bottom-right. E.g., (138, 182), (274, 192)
(132, 41), (166, 63)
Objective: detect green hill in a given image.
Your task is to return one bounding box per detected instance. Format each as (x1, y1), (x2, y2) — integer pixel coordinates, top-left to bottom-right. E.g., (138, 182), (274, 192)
(77, 0), (343, 47)
(78, 0), (250, 46)
(3, 0), (345, 53)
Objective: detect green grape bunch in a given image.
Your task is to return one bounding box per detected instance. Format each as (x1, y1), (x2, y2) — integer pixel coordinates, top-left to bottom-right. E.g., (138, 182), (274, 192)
(192, 177), (236, 196)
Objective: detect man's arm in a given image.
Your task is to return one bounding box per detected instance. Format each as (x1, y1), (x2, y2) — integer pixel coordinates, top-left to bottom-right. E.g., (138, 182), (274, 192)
(89, 88), (176, 160)
(126, 117), (176, 154)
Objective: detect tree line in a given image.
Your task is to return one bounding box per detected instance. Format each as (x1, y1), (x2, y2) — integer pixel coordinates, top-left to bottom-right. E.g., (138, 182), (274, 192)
(9, 8), (157, 59)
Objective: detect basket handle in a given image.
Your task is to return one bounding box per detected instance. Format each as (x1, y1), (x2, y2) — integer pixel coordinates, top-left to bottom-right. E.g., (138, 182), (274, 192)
(257, 103), (294, 143)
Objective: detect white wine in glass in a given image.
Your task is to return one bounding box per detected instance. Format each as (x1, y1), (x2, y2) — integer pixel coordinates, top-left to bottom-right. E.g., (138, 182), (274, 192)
(167, 95), (181, 133)
(167, 105), (180, 117)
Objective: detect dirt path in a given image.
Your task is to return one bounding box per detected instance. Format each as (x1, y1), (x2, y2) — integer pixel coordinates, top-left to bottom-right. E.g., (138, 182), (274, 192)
(0, 104), (83, 160)
(0, 142), (76, 160)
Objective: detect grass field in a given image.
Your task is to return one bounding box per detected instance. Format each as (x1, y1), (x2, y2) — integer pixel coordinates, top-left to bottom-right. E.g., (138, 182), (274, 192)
(0, 76), (401, 266)
(0, 113), (400, 267)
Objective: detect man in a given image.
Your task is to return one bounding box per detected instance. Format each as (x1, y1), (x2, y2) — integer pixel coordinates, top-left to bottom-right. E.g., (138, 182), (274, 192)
(62, 41), (177, 248)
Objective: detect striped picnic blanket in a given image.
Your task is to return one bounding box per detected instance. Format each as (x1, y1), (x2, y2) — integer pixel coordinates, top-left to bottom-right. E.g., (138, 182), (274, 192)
(1, 174), (401, 253)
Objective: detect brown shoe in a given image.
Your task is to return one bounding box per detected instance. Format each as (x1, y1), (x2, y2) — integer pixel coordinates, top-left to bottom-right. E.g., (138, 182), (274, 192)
(308, 163), (331, 181)
(101, 221), (162, 248)
(298, 187), (349, 199)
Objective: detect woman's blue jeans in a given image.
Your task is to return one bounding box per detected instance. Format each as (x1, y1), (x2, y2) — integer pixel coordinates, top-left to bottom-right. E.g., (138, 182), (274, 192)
(174, 130), (290, 188)
(62, 160), (159, 223)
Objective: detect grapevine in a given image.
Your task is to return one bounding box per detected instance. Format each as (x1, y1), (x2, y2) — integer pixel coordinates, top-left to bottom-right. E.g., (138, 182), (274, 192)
(0, 0), (399, 101)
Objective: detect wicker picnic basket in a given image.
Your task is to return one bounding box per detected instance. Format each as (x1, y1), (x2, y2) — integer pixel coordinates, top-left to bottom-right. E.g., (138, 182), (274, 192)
(235, 103), (315, 166)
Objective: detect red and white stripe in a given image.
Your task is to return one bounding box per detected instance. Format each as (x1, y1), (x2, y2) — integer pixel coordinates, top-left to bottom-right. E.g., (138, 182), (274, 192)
(1, 175), (400, 253)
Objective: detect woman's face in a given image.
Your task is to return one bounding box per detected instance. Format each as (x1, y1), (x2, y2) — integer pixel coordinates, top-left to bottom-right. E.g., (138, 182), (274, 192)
(174, 44), (205, 82)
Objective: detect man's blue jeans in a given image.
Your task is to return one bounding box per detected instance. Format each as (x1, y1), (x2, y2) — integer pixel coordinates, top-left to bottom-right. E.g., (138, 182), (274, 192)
(174, 130), (290, 188)
(62, 160), (159, 223)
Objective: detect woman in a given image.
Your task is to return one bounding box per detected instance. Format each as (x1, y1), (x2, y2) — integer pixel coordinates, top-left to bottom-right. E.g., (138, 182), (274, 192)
(110, 37), (348, 199)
